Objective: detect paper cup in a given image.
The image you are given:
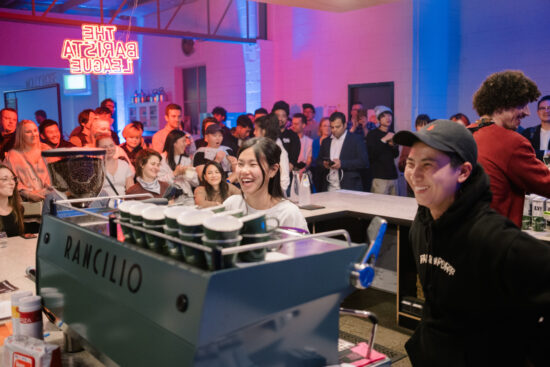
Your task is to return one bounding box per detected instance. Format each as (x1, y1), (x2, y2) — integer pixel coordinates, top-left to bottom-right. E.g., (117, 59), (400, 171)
(129, 203), (156, 247)
(178, 231), (207, 269)
(203, 215), (243, 240)
(162, 225), (182, 260)
(142, 206), (166, 226)
(201, 235), (242, 270)
(143, 223), (165, 253)
(177, 209), (214, 234)
(164, 205), (196, 229)
(118, 200), (140, 221)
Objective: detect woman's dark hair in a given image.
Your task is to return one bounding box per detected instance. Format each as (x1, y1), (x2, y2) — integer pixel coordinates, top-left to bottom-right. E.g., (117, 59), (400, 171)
(202, 161), (229, 201)
(238, 137), (283, 199)
(78, 109), (93, 127)
(0, 164), (24, 235)
(163, 130), (187, 170)
(415, 114), (431, 129)
(473, 70), (541, 116)
(134, 148), (161, 178)
(254, 114), (280, 141)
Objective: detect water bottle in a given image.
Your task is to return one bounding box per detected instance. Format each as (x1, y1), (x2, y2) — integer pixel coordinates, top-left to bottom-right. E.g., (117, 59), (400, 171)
(298, 173), (311, 206)
(290, 171), (300, 203)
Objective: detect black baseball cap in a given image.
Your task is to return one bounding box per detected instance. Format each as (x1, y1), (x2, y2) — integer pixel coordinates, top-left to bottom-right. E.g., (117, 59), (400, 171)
(393, 119), (477, 167)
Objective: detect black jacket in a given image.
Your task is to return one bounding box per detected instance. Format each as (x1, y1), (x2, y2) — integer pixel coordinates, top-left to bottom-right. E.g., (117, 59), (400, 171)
(522, 125), (548, 161)
(316, 131), (368, 191)
(406, 164), (550, 366)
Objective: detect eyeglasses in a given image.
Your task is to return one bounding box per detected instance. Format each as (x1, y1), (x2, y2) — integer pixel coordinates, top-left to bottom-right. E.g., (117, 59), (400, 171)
(539, 106), (550, 112)
(0, 176), (17, 183)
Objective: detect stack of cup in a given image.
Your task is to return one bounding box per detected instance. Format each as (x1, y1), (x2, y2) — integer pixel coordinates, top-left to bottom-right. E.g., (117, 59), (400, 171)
(164, 206), (195, 260)
(177, 210), (214, 268)
(202, 214), (243, 270)
(142, 206), (166, 253)
(238, 213), (279, 262)
(118, 201), (141, 243)
(129, 203), (156, 247)
(11, 291), (33, 336)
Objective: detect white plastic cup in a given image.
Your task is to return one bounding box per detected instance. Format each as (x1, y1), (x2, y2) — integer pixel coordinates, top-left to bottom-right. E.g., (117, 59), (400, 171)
(11, 290), (33, 335)
(18, 295), (43, 340)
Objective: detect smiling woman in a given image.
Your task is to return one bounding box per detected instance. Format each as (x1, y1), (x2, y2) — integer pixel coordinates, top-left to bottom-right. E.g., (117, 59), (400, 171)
(223, 137), (308, 232)
(0, 164), (24, 236)
(4, 120), (51, 203)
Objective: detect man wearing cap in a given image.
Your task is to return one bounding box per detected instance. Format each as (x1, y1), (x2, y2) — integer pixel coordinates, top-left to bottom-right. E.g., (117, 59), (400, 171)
(394, 119), (550, 366)
(366, 105), (399, 195)
(470, 70), (550, 227)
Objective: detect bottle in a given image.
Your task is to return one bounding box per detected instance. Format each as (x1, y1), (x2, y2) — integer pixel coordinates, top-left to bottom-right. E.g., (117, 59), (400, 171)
(298, 173), (311, 206)
(290, 171), (300, 203)
(11, 291), (33, 336)
(140, 89), (145, 103)
(18, 295), (43, 340)
(133, 90), (138, 104)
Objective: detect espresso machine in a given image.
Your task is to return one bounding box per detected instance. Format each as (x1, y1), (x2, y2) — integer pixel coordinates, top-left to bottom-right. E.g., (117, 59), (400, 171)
(35, 148), (389, 366)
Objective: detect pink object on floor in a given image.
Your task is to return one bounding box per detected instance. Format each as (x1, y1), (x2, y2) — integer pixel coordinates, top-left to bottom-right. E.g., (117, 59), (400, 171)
(350, 342), (386, 366)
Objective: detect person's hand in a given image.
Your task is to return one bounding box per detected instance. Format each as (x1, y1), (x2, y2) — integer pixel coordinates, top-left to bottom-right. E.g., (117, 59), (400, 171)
(349, 119), (358, 132)
(323, 160), (331, 169)
(331, 158), (341, 170)
(185, 134), (193, 147)
(26, 191), (45, 202)
(215, 150), (227, 162)
(381, 132), (394, 143)
(227, 155), (237, 167)
(174, 165), (186, 176)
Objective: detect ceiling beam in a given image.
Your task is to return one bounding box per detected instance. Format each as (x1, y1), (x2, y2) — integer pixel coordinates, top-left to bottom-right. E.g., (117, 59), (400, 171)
(0, 10), (257, 43)
(51, 0), (89, 13)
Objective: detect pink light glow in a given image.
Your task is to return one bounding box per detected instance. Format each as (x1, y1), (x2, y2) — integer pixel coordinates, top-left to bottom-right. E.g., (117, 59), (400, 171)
(61, 24), (139, 75)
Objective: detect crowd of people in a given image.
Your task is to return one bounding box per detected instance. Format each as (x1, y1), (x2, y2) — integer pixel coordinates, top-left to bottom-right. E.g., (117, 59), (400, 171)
(0, 70), (549, 239)
(0, 69), (549, 365)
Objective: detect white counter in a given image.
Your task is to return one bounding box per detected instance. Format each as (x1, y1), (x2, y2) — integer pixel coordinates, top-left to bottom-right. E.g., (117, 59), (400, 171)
(0, 236), (37, 303)
(300, 190), (418, 225)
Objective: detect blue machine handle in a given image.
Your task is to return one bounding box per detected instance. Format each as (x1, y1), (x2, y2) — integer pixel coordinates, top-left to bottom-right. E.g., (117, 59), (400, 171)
(351, 216), (388, 289)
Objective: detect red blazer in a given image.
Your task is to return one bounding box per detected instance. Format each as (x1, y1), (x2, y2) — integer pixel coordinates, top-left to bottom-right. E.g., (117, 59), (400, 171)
(471, 123), (550, 226)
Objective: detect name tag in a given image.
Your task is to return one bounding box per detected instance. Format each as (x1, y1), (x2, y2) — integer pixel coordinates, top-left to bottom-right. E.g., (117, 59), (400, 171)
(283, 138), (290, 144)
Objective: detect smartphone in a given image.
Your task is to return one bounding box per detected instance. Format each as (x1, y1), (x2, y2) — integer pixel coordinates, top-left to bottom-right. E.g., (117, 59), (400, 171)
(323, 157), (335, 166)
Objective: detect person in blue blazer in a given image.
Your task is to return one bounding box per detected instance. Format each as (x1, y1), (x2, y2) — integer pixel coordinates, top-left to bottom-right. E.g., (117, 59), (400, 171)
(316, 112), (368, 192)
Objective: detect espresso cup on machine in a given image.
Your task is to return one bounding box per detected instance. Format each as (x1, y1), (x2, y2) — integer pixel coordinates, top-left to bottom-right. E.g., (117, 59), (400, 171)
(238, 213), (279, 262)
(176, 209), (214, 268)
(142, 206), (166, 253)
(129, 203), (156, 247)
(118, 201), (140, 243)
(202, 214), (244, 269)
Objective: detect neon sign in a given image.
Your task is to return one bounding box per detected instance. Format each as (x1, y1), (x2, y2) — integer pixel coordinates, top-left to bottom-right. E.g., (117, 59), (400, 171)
(61, 24), (139, 75)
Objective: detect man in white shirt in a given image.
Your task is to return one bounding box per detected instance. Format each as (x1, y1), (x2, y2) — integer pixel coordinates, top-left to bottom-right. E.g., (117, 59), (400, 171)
(317, 112), (368, 192)
(152, 104), (196, 155)
(522, 95), (550, 162)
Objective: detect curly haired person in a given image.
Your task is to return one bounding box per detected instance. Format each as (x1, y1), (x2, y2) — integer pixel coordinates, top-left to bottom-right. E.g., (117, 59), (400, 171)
(469, 70), (550, 227)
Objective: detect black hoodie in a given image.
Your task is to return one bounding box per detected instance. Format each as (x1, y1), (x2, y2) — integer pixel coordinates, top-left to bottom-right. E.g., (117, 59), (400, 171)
(405, 164), (550, 366)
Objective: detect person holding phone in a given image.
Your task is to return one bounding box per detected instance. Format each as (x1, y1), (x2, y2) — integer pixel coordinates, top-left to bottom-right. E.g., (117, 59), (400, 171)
(316, 112), (368, 192)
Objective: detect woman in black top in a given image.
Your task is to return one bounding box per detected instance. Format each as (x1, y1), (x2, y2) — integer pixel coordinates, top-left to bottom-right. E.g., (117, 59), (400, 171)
(0, 164), (24, 236)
